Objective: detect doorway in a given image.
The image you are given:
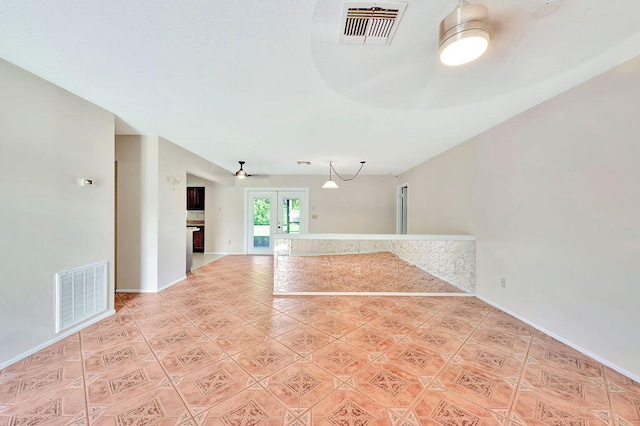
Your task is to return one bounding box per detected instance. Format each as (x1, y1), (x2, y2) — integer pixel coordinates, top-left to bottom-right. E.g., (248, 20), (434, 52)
(246, 189), (309, 254)
(397, 184), (408, 234)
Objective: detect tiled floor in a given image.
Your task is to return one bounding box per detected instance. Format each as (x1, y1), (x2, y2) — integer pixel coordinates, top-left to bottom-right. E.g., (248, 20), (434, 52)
(192, 253), (226, 271)
(274, 252), (464, 294)
(2, 255), (639, 425)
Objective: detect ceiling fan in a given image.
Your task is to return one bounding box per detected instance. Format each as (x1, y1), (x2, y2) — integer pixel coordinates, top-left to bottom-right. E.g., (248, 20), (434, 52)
(233, 161), (269, 179)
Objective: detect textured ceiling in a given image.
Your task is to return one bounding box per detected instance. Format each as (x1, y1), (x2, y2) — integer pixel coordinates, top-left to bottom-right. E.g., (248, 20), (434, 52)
(1, 0), (639, 176)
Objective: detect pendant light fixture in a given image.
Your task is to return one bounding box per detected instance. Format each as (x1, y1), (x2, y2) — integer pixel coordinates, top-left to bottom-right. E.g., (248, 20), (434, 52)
(322, 162), (339, 189)
(439, 0), (493, 66)
(322, 161), (366, 189)
(235, 161), (248, 179)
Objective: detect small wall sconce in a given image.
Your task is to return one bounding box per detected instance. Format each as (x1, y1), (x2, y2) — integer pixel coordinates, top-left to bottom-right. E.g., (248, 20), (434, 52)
(167, 176), (181, 185)
(79, 178), (97, 187)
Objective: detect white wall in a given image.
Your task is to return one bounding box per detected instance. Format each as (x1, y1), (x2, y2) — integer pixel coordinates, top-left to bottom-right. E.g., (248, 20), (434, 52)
(0, 59), (115, 367)
(115, 135), (159, 292)
(206, 175), (398, 253)
(398, 56), (640, 377)
(116, 135), (232, 292)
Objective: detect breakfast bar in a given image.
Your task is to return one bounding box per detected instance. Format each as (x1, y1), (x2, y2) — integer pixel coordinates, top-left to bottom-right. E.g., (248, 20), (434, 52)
(273, 233), (476, 295)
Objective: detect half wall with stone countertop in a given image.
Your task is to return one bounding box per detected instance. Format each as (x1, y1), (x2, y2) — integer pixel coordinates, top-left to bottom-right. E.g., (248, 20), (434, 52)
(273, 234), (476, 294)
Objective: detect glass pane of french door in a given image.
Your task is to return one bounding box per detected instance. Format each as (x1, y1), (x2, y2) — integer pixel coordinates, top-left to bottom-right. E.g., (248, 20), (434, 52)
(247, 192), (277, 254)
(278, 191), (308, 235)
(247, 189), (308, 254)
(281, 197), (300, 234)
(254, 197), (271, 246)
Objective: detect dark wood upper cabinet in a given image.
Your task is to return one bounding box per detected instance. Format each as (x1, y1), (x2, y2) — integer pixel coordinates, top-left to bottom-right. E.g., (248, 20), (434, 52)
(187, 187), (205, 210)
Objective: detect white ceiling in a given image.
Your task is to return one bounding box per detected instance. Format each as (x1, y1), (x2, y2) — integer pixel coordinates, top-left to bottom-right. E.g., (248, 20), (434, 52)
(1, 0), (639, 176)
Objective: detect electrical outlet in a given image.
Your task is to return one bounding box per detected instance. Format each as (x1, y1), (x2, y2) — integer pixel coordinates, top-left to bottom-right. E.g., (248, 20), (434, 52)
(355, 267), (361, 275)
(501, 278), (506, 288)
(312, 214), (318, 219)
(228, 240), (231, 245)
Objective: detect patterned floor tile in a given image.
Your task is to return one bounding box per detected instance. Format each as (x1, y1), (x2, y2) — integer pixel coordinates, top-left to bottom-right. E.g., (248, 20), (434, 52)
(383, 341), (448, 378)
(307, 314), (360, 338)
(277, 326), (333, 356)
(469, 327), (531, 356)
(425, 314), (478, 339)
(83, 340), (157, 375)
(368, 314), (421, 336)
(211, 324), (269, 355)
(481, 312), (535, 337)
(197, 388), (295, 425)
(267, 361), (336, 409)
(404, 326), (465, 355)
(510, 389), (610, 426)
(339, 305), (381, 323)
(343, 325), (397, 355)
(609, 391), (640, 426)
(413, 390), (502, 426)
(233, 303), (279, 321)
(266, 297), (308, 313)
(146, 324), (209, 352)
(194, 313), (250, 338)
(528, 340), (604, 378)
(454, 343), (527, 378)
(311, 389), (390, 425)
(353, 362), (425, 408)
(606, 367), (640, 396)
(252, 313), (303, 338)
(0, 388), (87, 426)
(388, 304), (436, 324)
(80, 325), (143, 352)
(81, 312), (136, 335)
(174, 358), (251, 410)
(0, 359), (84, 405)
(179, 304), (231, 324)
(433, 363), (516, 410)
(439, 305), (488, 324)
(521, 364), (610, 409)
(87, 361), (169, 406)
(90, 388), (191, 425)
(158, 340), (227, 376)
(286, 305), (331, 324)
(235, 341), (299, 378)
(312, 342), (371, 378)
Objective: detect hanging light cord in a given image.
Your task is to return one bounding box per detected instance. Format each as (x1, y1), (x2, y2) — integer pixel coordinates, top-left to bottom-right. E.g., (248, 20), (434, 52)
(330, 161), (366, 182)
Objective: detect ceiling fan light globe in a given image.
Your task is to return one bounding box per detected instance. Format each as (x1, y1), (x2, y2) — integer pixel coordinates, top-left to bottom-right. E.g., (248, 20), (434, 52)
(439, 29), (489, 66)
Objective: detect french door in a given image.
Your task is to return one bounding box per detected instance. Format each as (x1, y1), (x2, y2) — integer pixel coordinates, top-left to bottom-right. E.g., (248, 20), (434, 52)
(246, 189), (308, 254)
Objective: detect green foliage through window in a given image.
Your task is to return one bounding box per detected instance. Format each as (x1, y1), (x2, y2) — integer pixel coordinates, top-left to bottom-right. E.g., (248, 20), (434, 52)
(254, 199), (270, 225)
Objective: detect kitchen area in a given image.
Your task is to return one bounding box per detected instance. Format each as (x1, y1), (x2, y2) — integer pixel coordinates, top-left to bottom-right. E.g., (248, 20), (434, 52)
(186, 175), (223, 272)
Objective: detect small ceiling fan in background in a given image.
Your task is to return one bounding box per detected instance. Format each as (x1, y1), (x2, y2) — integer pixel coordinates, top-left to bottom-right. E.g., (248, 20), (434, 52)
(233, 161), (269, 179)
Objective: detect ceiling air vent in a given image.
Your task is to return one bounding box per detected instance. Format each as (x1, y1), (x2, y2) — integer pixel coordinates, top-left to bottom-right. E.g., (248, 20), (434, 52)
(341, 1), (407, 45)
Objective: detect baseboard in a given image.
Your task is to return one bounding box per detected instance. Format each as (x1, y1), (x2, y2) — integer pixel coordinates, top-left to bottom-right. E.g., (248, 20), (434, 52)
(272, 291), (473, 297)
(476, 295), (640, 384)
(158, 276), (186, 292)
(116, 276), (187, 294)
(203, 252), (243, 255)
(425, 270), (475, 295)
(0, 309), (116, 370)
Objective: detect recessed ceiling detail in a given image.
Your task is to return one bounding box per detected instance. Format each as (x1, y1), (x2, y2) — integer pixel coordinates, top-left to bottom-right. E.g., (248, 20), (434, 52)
(341, 1), (407, 45)
(531, 0), (564, 19)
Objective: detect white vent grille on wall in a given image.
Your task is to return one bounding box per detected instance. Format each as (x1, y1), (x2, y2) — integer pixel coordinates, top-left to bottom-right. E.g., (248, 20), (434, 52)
(341, 1), (407, 45)
(56, 262), (108, 332)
